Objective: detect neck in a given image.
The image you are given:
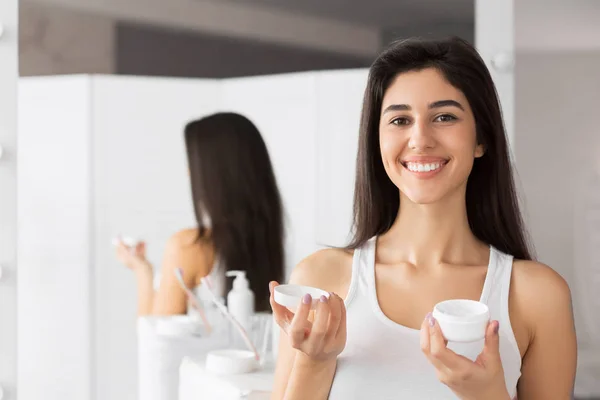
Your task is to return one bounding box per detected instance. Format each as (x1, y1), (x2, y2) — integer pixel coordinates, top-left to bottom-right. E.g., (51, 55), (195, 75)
(381, 189), (487, 266)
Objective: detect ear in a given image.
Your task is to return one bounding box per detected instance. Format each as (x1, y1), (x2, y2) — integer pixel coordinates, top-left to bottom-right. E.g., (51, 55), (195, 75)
(474, 143), (485, 158)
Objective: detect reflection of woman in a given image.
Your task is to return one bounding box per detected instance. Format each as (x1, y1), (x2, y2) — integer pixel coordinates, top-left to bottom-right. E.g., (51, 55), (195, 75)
(270, 37), (576, 399)
(116, 112), (285, 315)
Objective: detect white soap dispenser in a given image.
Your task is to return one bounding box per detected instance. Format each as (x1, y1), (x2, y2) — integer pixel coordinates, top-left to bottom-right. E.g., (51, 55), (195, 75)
(226, 270), (255, 347)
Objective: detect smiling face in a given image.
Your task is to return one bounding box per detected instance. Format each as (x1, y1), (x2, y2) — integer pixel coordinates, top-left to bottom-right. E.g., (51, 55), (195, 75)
(379, 68), (485, 205)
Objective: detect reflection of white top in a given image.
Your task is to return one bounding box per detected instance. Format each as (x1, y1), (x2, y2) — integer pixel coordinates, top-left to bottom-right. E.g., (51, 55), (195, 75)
(152, 259), (226, 306)
(328, 237), (522, 399)
(194, 259), (226, 306)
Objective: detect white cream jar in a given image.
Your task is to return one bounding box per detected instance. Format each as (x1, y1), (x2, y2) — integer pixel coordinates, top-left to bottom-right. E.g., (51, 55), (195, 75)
(432, 299), (490, 342)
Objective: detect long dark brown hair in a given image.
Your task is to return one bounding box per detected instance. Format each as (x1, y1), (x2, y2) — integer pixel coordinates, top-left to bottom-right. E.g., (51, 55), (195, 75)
(184, 112), (285, 311)
(348, 36), (533, 261)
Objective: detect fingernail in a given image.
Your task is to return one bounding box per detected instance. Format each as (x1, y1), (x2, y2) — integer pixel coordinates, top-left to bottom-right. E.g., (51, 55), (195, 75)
(320, 295), (328, 303)
(494, 321), (500, 334)
(426, 312), (435, 327)
(302, 293), (312, 305)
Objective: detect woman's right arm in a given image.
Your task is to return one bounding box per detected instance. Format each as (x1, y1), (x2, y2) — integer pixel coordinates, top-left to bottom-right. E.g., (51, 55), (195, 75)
(270, 249), (351, 400)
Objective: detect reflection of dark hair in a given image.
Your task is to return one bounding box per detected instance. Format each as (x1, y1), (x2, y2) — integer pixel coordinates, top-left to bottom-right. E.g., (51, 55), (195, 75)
(185, 112), (285, 311)
(348, 36), (533, 260)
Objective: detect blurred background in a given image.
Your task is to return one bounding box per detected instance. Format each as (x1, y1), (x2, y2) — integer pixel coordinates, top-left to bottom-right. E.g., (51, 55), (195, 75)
(7, 0), (600, 399)
(18, 0), (474, 77)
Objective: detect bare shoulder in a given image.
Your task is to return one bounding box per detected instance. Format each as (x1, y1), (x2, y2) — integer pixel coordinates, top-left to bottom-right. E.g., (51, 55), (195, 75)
(165, 228), (214, 277)
(511, 260), (573, 335)
(289, 247), (354, 298)
(512, 259), (572, 304)
(167, 228), (200, 246)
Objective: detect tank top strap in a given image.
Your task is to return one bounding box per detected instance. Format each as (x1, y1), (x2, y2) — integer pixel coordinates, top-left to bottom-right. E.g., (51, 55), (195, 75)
(484, 247), (514, 307)
(486, 247), (521, 368)
(479, 246), (500, 304)
(345, 237), (376, 306)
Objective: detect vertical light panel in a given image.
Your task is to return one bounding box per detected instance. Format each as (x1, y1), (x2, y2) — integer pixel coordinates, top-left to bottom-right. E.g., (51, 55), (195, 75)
(475, 0), (515, 154)
(0, 1), (18, 398)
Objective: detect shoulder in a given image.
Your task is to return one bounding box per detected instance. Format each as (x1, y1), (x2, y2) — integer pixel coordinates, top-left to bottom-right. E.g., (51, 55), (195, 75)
(288, 247), (354, 298)
(511, 259), (572, 304)
(164, 228), (214, 276)
(167, 228), (201, 245)
(166, 228), (211, 252)
(511, 259), (573, 335)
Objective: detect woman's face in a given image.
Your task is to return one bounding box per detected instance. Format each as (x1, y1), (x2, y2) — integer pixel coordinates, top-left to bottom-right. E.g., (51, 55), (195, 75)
(378, 67), (484, 205)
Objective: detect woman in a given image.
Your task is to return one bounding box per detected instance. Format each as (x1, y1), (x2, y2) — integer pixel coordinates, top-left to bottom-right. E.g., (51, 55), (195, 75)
(116, 112), (285, 316)
(269, 37), (577, 399)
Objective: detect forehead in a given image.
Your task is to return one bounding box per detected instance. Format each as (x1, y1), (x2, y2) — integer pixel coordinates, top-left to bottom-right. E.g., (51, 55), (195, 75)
(381, 68), (468, 110)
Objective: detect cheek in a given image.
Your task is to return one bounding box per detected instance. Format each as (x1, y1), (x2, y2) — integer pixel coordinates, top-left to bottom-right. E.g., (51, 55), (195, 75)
(379, 133), (400, 170)
(379, 131), (403, 156)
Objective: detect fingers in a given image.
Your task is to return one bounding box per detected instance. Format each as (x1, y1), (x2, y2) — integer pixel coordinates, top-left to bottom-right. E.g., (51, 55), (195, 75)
(288, 293), (313, 348)
(268, 281), (278, 295)
(419, 312), (431, 356)
(337, 294), (347, 341)
(479, 320), (501, 367)
(421, 313), (447, 372)
(135, 241), (146, 256)
(305, 295), (330, 352)
(423, 313), (472, 372)
(115, 242), (131, 260)
(269, 281), (294, 330)
(324, 293), (343, 343)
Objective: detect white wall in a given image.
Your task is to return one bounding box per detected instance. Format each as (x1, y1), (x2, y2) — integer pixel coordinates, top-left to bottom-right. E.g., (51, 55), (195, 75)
(515, 52), (600, 397)
(314, 69), (366, 247)
(516, 0), (600, 52)
(18, 77), (93, 399)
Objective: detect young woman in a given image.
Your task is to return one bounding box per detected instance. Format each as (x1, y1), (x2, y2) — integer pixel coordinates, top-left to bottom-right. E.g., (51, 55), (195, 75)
(116, 112), (285, 315)
(269, 37), (577, 399)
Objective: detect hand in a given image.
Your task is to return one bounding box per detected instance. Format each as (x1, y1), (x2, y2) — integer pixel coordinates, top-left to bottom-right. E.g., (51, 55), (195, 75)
(421, 313), (511, 400)
(269, 281), (347, 363)
(115, 238), (151, 274)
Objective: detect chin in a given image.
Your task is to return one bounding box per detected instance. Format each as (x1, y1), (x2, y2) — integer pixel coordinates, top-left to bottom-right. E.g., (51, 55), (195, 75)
(403, 193), (444, 205)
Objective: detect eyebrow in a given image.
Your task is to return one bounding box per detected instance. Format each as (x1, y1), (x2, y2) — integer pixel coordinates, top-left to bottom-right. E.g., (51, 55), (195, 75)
(382, 99), (465, 114)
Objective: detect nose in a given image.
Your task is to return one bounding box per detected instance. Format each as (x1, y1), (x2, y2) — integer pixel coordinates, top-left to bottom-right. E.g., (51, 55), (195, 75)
(407, 120), (435, 150)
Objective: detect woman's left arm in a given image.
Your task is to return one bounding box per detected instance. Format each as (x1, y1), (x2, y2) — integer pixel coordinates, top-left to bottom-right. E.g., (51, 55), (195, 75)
(515, 261), (577, 400)
(116, 231), (205, 316)
(149, 234), (196, 315)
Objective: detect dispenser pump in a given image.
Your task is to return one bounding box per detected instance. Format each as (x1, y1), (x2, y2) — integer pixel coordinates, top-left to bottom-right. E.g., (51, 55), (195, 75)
(226, 270), (249, 291)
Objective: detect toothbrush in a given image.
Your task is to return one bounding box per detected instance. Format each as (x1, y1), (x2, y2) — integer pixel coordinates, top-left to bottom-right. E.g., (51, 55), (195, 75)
(200, 276), (261, 361)
(174, 267), (212, 335)
(258, 315), (270, 367)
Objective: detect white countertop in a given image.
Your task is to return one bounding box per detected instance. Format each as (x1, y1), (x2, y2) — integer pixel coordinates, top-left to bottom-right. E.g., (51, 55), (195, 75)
(137, 316), (276, 400)
(179, 355), (275, 400)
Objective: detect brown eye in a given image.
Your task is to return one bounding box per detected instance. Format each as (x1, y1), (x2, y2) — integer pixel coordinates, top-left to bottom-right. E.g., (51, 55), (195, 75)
(434, 114), (457, 123)
(391, 117), (410, 126)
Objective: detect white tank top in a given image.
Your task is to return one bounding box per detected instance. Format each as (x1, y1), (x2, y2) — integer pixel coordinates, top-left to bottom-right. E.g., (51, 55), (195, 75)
(328, 237), (522, 399)
(194, 259), (226, 306)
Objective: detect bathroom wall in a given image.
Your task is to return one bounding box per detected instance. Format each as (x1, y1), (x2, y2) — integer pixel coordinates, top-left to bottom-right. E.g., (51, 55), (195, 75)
(515, 51), (600, 397)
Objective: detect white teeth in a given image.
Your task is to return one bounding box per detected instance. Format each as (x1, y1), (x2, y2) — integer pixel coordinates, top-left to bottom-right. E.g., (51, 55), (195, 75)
(406, 162), (443, 172)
